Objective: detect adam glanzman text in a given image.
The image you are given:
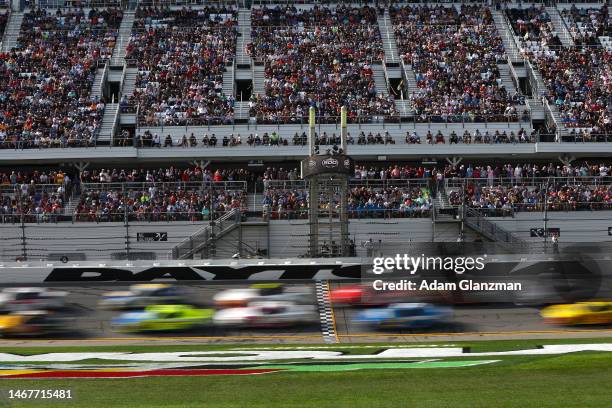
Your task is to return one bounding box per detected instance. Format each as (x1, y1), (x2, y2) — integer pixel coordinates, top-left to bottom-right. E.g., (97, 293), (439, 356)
(371, 279), (522, 291)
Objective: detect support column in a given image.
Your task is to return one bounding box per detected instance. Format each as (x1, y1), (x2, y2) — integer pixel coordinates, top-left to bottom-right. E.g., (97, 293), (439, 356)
(558, 155), (575, 167)
(445, 156), (463, 167)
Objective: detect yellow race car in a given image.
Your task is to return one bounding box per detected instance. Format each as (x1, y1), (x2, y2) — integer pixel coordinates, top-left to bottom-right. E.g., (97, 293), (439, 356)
(541, 302), (612, 326)
(0, 311), (65, 336)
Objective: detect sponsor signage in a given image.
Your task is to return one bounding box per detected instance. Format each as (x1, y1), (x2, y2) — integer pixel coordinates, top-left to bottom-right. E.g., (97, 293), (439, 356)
(301, 154), (354, 177)
(136, 232), (168, 242)
(530, 228), (560, 238)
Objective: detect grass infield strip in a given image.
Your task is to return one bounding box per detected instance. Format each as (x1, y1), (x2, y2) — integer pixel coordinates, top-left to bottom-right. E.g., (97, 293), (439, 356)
(0, 338), (610, 407)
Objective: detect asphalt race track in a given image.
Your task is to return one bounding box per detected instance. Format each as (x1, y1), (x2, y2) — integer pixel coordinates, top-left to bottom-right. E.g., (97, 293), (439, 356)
(0, 282), (611, 345)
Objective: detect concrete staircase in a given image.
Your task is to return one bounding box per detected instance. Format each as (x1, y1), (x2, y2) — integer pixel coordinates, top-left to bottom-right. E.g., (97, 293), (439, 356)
(491, 10), (523, 63)
(253, 64), (265, 96)
(63, 193), (81, 217)
(234, 101), (250, 121)
(110, 10), (135, 66)
(546, 6), (575, 47)
(395, 99), (413, 117)
(377, 9), (400, 64)
(222, 64), (234, 98)
(1, 11), (23, 52)
(402, 63), (419, 97)
(236, 8), (252, 67)
(249, 192), (264, 213)
(498, 63), (519, 95)
(90, 66), (106, 100)
(121, 67), (138, 97)
(372, 64), (388, 96)
(526, 97), (545, 121)
(97, 103), (118, 145)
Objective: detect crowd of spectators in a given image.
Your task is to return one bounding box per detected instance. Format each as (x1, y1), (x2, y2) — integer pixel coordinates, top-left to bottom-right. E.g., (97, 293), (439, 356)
(248, 5), (396, 123)
(391, 5), (513, 121)
(125, 6), (237, 126)
(74, 183), (245, 222)
(562, 5), (610, 47)
(0, 8), (122, 149)
(135, 127), (542, 148)
(262, 185), (432, 219)
(0, 170), (71, 222)
(450, 182), (612, 213)
(534, 48), (610, 131)
(2, 159), (611, 222)
(507, 6), (562, 48)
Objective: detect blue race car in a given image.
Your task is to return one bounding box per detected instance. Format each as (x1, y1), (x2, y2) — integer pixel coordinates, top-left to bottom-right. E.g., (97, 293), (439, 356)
(353, 303), (451, 329)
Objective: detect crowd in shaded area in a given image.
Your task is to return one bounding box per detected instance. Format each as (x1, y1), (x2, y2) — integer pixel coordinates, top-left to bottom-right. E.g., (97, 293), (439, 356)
(124, 6), (237, 126)
(562, 5), (610, 46)
(391, 4), (515, 122)
(534, 48), (610, 132)
(506, 5), (562, 47)
(0, 8), (122, 149)
(248, 5), (396, 124)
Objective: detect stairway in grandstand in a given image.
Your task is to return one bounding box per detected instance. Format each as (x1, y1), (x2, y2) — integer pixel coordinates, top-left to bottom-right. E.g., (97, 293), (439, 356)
(98, 103), (119, 145)
(372, 64), (389, 96)
(378, 9), (400, 64)
(526, 62), (568, 137)
(121, 67), (138, 98)
(497, 63), (519, 96)
(395, 99), (413, 117)
(168, 209), (242, 260)
(253, 64), (265, 96)
(234, 101), (250, 121)
(545, 6), (575, 47)
(491, 10), (523, 63)
(402, 63), (419, 99)
(525, 97), (545, 121)
(236, 8), (252, 67)
(0, 11), (23, 52)
(222, 63), (234, 98)
(110, 10), (135, 67)
(63, 193), (82, 217)
(90, 66), (106, 100)
(249, 192), (264, 214)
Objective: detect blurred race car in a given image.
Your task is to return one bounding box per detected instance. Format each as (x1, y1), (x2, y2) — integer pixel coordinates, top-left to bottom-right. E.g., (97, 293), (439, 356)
(111, 304), (214, 333)
(541, 301), (612, 325)
(353, 303), (452, 329)
(0, 311), (66, 336)
(213, 301), (317, 327)
(100, 284), (185, 310)
(330, 284), (413, 307)
(0, 288), (68, 312)
(213, 284), (312, 308)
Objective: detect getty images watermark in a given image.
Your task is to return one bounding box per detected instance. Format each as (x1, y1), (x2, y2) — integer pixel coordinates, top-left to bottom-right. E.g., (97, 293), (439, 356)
(367, 254), (524, 292)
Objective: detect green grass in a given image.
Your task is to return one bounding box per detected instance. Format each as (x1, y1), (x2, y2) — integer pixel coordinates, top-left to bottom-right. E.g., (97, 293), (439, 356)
(0, 338), (611, 407)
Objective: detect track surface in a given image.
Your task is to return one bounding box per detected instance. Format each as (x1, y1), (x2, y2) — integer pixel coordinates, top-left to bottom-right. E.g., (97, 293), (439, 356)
(0, 282), (611, 346)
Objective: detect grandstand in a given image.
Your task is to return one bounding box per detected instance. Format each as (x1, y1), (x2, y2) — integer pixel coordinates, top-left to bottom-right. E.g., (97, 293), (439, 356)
(0, 0), (611, 264)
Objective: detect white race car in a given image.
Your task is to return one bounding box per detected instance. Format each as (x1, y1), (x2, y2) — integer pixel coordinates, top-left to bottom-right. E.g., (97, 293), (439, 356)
(0, 288), (68, 312)
(213, 284), (312, 308)
(99, 284), (185, 310)
(213, 301), (318, 327)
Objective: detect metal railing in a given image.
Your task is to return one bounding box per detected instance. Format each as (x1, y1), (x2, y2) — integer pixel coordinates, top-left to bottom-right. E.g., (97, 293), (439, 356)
(464, 207), (529, 247)
(169, 207), (241, 260)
